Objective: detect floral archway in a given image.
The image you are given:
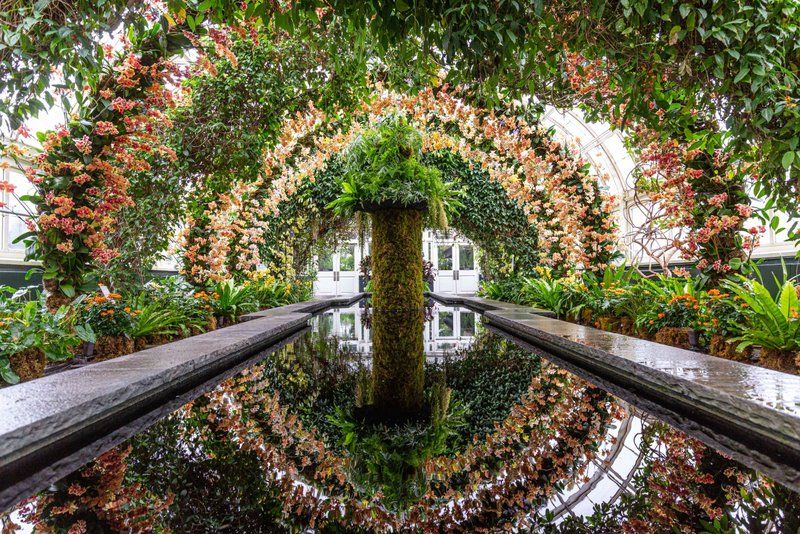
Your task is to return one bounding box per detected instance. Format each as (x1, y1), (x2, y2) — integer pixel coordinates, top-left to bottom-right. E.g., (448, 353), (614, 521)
(182, 87), (619, 283)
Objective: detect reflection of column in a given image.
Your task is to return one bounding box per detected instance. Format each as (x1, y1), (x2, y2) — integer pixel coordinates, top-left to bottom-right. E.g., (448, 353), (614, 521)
(369, 208), (425, 419)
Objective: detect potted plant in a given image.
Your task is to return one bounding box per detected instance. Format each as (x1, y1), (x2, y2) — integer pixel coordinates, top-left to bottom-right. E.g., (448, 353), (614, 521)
(639, 292), (705, 350)
(723, 279), (800, 373)
(0, 289), (90, 383)
(327, 115), (462, 420)
(701, 288), (753, 361)
(208, 279), (258, 327)
(78, 292), (136, 361)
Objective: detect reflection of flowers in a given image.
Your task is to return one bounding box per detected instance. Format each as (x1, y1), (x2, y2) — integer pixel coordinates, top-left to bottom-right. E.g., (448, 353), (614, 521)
(191, 358), (621, 531)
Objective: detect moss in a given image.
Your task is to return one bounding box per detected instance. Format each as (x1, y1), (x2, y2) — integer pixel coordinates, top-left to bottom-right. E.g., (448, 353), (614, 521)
(9, 348), (46, 381)
(93, 336), (135, 362)
(369, 208), (425, 419)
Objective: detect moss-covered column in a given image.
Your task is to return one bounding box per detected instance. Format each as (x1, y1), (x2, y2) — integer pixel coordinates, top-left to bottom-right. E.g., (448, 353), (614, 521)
(369, 207), (425, 419)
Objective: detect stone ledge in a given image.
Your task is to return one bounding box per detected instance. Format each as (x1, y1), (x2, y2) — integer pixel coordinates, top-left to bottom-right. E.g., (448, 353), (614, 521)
(0, 296), (351, 511)
(428, 292), (556, 317)
(483, 308), (800, 491)
(239, 292), (368, 321)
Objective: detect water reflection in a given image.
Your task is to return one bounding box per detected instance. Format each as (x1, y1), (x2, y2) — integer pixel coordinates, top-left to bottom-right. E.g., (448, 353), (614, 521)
(2, 305), (799, 532)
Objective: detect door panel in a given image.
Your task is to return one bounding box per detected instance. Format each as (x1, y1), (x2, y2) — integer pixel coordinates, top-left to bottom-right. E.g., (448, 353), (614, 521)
(337, 244), (358, 295)
(435, 244), (455, 293)
(456, 244), (478, 294)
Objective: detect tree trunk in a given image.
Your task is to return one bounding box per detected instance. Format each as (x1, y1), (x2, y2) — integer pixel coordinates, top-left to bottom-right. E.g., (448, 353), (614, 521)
(369, 208), (425, 420)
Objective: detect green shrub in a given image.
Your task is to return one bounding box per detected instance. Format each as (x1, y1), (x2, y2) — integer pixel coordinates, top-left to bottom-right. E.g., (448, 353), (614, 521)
(208, 279), (258, 322)
(77, 292), (136, 338)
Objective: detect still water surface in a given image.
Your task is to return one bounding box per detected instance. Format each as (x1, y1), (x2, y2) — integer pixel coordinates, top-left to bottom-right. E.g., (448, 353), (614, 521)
(2, 302), (799, 532)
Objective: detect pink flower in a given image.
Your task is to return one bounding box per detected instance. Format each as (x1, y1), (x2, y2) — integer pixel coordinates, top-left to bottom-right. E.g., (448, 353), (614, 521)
(94, 121), (119, 136)
(734, 204), (753, 218)
(75, 135), (92, 155)
(56, 241), (74, 253)
(707, 192), (728, 207)
(16, 124), (30, 138)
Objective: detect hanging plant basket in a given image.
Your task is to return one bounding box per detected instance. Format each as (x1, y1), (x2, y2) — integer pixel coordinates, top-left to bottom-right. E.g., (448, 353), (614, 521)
(358, 199), (428, 213)
(9, 348), (46, 382)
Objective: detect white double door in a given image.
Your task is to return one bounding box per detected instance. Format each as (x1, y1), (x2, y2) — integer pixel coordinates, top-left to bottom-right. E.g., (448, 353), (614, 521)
(431, 242), (478, 294)
(313, 243), (359, 295)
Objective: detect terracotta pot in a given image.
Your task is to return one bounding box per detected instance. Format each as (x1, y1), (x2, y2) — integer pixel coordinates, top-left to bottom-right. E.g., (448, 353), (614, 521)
(8, 348), (46, 382)
(759, 347), (798, 374)
(597, 316), (620, 332)
(709, 334), (752, 362)
(654, 327), (698, 350)
(91, 336), (135, 362)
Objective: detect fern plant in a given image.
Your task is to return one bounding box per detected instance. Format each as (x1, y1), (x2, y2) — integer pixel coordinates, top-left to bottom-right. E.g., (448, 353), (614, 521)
(210, 280), (258, 322)
(722, 279), (800, 352)
(327, 115), (463, 228)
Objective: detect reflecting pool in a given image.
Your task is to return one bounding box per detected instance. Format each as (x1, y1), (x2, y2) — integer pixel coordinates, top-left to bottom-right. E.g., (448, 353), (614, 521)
(2, 301), (799, 532)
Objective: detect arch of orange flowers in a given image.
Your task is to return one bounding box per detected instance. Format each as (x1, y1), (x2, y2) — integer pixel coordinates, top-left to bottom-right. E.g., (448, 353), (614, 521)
(180, 87), (620, 283)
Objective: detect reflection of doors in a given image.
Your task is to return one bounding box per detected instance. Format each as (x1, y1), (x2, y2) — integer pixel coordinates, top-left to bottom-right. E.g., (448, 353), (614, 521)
(433, 243), (477, 294)
(312, 244), (359, 295)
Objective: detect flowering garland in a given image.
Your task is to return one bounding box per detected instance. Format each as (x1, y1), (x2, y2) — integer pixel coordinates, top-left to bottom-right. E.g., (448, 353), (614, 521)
(563, 52), (761, 279)
(5, 35), (180, 309)
(637, 137), (762, 279)
(183, 87), (619, 282)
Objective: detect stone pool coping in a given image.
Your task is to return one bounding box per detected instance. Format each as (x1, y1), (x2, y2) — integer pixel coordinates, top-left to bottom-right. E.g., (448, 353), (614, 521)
(431, 292), (800, 491)
(0, 294), (365, 512)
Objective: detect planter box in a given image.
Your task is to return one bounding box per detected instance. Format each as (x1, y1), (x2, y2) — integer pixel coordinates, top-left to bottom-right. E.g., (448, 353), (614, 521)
(87, 336), (135, 362)
(759, 347), (799, 374)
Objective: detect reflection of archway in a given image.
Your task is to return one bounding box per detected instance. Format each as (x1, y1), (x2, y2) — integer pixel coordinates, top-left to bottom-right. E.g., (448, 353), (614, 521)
(546, 402), (648, 521)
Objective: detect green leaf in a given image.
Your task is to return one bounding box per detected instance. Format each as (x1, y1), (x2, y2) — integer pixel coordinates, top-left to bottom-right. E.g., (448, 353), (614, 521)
(782, 151), (795, 169)
(60, 283), (75, 297)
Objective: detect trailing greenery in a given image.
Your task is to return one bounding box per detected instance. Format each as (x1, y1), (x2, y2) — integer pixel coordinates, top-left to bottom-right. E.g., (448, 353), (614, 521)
(328, 116), (463, 228)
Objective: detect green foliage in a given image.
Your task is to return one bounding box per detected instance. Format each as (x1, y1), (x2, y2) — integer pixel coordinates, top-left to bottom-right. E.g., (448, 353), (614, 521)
(479, 275), (527, 303)
(77, 292), (136, 338)
(328, 116), (463, 228)
(0, 287), (92, 383)
(328, 392), (466, 511)
(431, 334), (541, 449)
(99, 162), (187, 293)
(208, 279), (258, 322)
(423, 150), (540, 277)
(723, 279), (800, 352)
(250, 276), (312, 309)
(127, 292), (207, 339)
